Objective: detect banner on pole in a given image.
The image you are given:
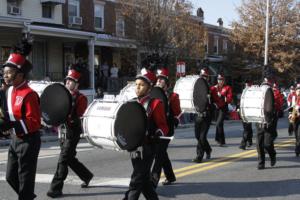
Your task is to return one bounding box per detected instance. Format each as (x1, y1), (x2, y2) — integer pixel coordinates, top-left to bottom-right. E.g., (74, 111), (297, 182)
(176, 61), (186, 77)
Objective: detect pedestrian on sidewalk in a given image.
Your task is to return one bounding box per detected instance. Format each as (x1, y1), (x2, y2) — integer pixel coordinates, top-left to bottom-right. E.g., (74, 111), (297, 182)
(47, 65), (93, 198)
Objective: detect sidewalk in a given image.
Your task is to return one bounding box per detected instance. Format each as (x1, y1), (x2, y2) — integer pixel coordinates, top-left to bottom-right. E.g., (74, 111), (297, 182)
(0, 120), (242, 147)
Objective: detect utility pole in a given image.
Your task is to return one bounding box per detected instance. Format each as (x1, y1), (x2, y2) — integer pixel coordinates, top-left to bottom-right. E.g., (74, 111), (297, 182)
(264, 0), (270, 66)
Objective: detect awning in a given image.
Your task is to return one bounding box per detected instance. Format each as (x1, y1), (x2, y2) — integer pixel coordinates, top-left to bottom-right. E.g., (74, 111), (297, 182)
(95, 34), (137, 49)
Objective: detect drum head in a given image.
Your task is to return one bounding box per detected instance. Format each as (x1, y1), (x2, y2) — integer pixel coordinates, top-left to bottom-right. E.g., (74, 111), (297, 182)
(114, 101), (147, 151)
(150, 87), (168, 113)
(40, 83), (72, 126)
(193, 78), (209, 113)
(264, 88), (275, 123)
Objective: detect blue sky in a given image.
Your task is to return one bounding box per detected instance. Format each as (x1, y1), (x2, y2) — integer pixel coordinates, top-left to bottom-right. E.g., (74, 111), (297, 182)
(190, 0), (242, 27)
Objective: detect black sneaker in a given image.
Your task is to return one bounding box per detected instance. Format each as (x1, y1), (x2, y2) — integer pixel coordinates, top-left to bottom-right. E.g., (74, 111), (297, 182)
(81, 174), (94, 188)
(47, 190), (63, 198)
(257, 164), (265, 170)
(247, 140), (253, 147)
(270, 156), (276, 167)
(162, 178), (176, 186)
(206, 150), (212, 159)
(192, 157), (202, 163)
(239, 145), (246, 150)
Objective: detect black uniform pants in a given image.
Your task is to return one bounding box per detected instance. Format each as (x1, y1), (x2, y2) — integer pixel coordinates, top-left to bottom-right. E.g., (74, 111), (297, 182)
(6, 133), (41, 200)
(288, 122), (295, 135)
(256, 124), (276, 165)
(215, 107), (226, 144)
(152, 139), (175, 186)
(124, 143), (158, 200)
(240, 122), (253, 147)
(294, 119), (300, 154)
(49, 137), (93, 193)
(194, 113), (212, 160)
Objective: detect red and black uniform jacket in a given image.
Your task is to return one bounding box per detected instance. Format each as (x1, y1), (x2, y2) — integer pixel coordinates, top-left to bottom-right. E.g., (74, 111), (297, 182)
(6, 81), (41, 136)
(167, 92), (181, 136)
(66, 90), (87, 139)
(138, 95), (169, 139)
(287, 91), (296, 107)
(210, 84), (233, 109)
(273, 87), (284, 113)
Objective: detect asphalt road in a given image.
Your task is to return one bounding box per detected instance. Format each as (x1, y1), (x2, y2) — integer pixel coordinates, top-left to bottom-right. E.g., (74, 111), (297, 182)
(0, 118), (300, 200)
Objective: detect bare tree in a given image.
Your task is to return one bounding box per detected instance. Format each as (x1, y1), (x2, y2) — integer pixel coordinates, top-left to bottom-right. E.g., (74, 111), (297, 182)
(116, 0), (205, 60)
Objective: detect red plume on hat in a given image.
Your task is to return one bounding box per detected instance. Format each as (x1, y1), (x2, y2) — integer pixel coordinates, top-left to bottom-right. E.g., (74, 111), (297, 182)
(136, 68), (157, 85)
(3, 37), (32, 74)
(66, 64), (82, 82)
(157, 68), (169, 79)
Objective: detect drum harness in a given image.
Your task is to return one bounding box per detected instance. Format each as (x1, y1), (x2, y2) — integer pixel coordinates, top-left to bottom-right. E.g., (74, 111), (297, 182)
(129, 97), (158, 160)
(58, 93), (81, 143)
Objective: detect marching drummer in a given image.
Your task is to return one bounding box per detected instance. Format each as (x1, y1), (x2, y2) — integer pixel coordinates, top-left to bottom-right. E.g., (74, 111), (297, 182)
(291, 84), (300, 156)
(151, 67), (181, 186)
(192, 68), (213, 163)
(47, 65), (93, 198)
(272, 81), (284, 140)
(255, 75), (277, 170)
(239, 80), (254, 150)
(287, 85), (297, 136)
(210, 74), (233, 146)
(0, 38), (41, 200)
(123, 68), (169, 200)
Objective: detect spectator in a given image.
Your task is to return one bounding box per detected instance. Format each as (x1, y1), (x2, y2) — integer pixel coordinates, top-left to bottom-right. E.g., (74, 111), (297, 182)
(110, 63), (119, 78)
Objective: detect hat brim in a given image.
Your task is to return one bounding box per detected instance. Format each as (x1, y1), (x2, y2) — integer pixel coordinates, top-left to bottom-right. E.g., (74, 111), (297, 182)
(135, 76), (151, 85)
(65, 76), (79, 83)
(2, 62), (18, 69)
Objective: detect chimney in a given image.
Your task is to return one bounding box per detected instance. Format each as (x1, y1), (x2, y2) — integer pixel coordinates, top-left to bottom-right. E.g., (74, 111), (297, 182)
(197, 7), (204, 18)
(217, 18), (223, 27)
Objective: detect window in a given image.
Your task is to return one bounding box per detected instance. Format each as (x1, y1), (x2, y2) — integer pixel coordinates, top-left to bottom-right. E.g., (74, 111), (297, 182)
(223, 39), (228, 53)
(94, 4), (104, 30)
(116, 12), (125, 37)
(68, 0), (80, 17)
(213, 36), (219, 54)
(42, 4), (52, 18)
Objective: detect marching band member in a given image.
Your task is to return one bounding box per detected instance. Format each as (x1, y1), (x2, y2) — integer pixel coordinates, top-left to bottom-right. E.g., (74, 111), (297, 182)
(272, 81), (284, 140)
(239, 80), (253, 150)
(123, 68), (169, 200)
(0, 38), (41, 200)
(255, 76), (277, 170)
(287, 85), (296, 136)
(152, 67), (181, 186)
(47, 65), (93, 198)
(291, 84), (300, 156)
(192, 68), (213, 163)
(210, 74), (233, 146)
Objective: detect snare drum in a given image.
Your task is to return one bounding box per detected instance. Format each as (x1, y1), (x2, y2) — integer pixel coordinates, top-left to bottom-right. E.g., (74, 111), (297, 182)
(174, 76), (209, 113)
(240, 85), (274, 123)
(83, 100), (147, 151)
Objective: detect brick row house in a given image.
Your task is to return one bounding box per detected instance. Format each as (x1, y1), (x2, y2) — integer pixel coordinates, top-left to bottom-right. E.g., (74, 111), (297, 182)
(0, 1), (233, 100)
(0, 0), (138, 101)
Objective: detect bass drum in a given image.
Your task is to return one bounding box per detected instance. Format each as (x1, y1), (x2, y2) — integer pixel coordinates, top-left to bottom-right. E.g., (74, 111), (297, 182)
(174, 76), (209, 113)
(240, 85), (274, 123)
(40, 83), (72, 126)
(29, 81), (52, 96)
(117, 82), (137, 101)
(83, 100), (147, 151)
(150, 87), (168, 113)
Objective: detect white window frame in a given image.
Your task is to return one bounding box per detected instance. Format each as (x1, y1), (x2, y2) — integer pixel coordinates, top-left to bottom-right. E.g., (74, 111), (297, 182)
(69, 0), (80, 17)
(94, 1), (105, 31)
(213, 35), (219, 55)
(116, 11), (125, 37)
(223, 39), (228, 53)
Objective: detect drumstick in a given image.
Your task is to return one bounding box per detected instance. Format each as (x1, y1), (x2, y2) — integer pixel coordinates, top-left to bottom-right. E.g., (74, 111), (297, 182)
(159, 136), (174, 140)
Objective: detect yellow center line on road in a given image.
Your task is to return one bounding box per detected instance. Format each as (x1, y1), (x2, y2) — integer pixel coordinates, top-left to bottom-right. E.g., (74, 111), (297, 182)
(161, 139), (295, 180)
